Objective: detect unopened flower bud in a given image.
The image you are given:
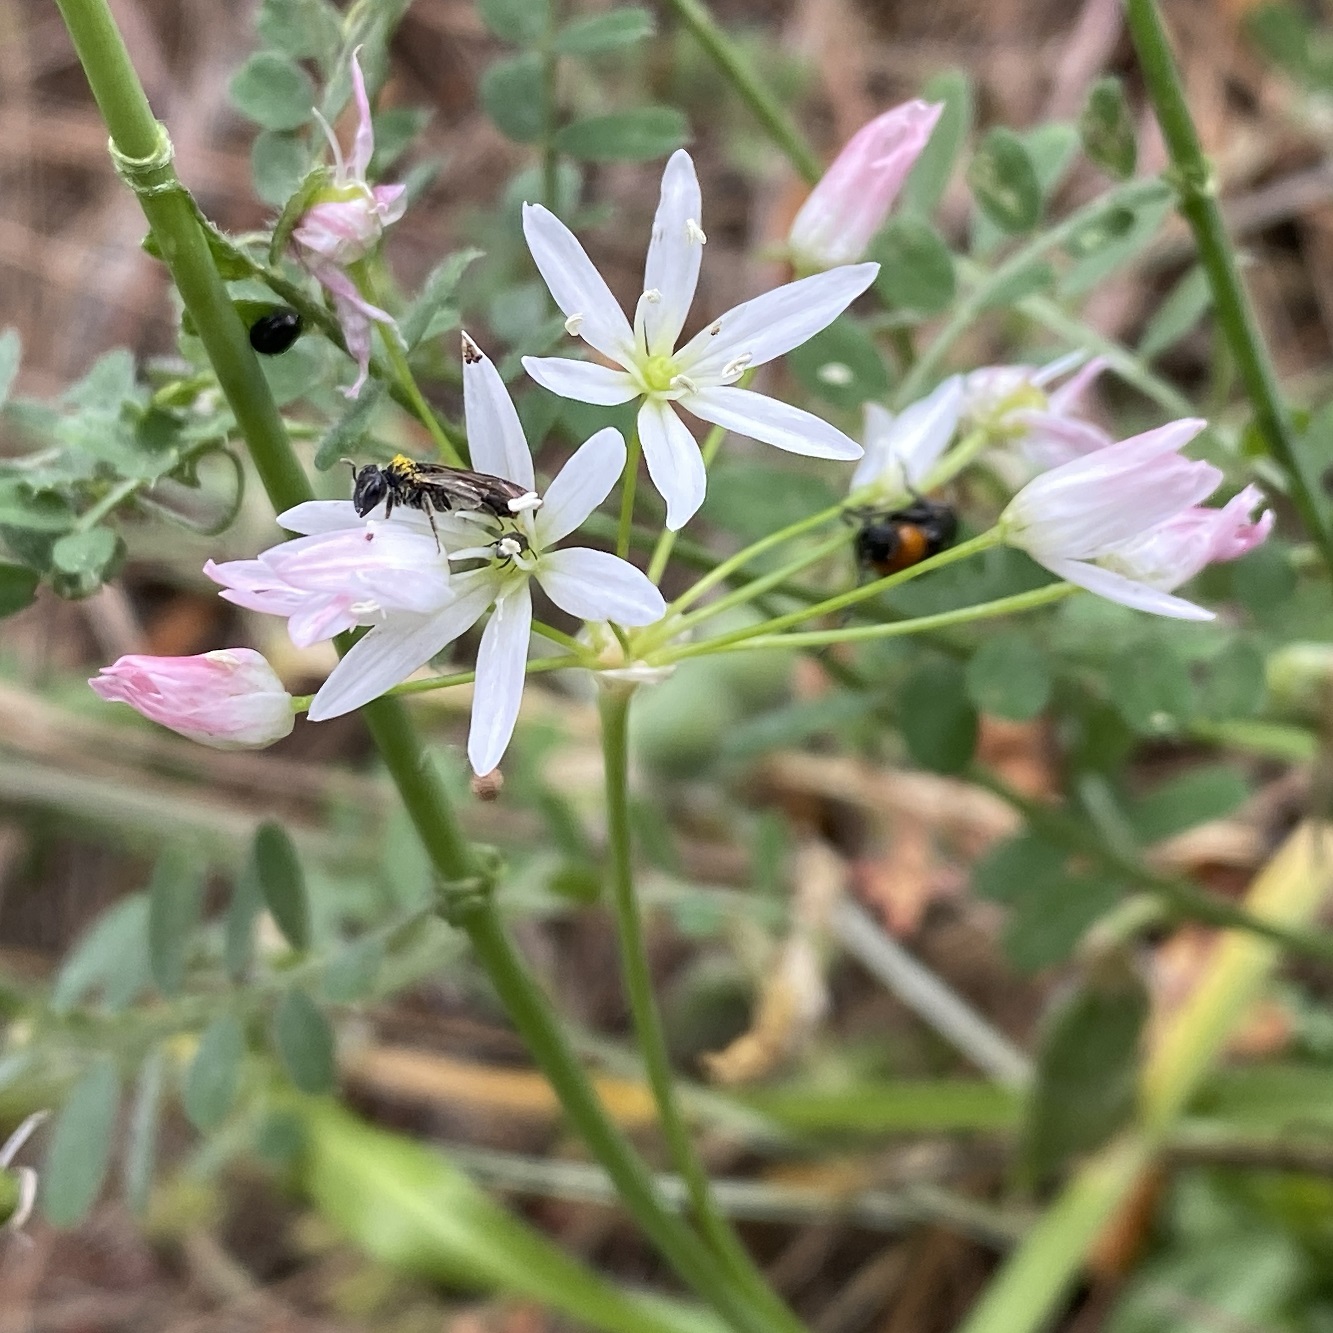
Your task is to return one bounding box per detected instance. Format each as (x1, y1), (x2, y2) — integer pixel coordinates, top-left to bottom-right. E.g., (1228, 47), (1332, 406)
(90, 649), (296, 749)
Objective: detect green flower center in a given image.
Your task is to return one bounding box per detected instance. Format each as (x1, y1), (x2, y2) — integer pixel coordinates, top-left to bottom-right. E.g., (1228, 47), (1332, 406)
(641, 354), (678, 394)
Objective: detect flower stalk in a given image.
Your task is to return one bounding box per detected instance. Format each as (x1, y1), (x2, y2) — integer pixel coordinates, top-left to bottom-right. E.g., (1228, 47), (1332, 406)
(1123, 0), (1333, 576)
(54, 2), (804, 1324)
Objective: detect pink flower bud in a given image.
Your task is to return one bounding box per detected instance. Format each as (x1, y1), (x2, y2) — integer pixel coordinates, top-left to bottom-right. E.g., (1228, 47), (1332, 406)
(89, 650), (295, 749)
(205, 521), (454, 648)
(788, 100), (943, 271)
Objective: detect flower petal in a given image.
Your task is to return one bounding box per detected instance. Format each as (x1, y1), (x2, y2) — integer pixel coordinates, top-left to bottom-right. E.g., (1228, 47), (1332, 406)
(276, 500), (365, 535)
(461, 333), (535, 490)
(676, 263), (878, 382)
(522, 203), (635, 364)
(638, 400), (706, 531)
(686, 387), (862, 461)
(468, 582), (533, 775)
(348, 48), (375, 182)
(1044, 556), (1215, 621)
(537, 547), (666, 625)
(535, 427), (626, 545)
(521, 356), (639, 406)
(641, 150), (705, 357)
(307, 574), (496, 721)
(852, 377), (962, 491)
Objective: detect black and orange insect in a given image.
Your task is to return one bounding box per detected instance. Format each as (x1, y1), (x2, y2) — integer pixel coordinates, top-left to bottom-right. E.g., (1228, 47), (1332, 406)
(851, 497), (958, 577)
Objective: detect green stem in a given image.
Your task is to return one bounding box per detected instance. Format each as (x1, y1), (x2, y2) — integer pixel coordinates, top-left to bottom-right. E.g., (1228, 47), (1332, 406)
(660, 0), (823, 185)
(617, 431), (642, 562)
(379, 325), (465, 466)
(669, 528), (1005, 659)
(896, 177), (1171, 406)
(669, 580), (1074, 661)
(53, 4), (791, 1322)
(1123, 0), (1333, 575)
(598, 688), (809, 1333)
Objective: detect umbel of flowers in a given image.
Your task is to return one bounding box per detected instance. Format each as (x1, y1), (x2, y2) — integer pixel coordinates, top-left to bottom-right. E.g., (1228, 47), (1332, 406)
(90, 110), (1274, 773)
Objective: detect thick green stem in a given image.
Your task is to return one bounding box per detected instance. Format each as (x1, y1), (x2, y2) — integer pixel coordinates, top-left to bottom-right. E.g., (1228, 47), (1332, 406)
(598, 688), (809, 1333)
(617, 431), (643, 562)
(54, 4), (792, 1323)
(896, 177), (1171, 406)
(1123, 0), (1333, 574)
(660, 0), (823, 185)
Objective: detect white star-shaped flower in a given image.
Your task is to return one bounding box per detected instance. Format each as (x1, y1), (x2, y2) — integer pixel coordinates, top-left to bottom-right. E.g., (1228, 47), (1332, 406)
(269, 336), (665, 773)
(521, 150), (878, 530)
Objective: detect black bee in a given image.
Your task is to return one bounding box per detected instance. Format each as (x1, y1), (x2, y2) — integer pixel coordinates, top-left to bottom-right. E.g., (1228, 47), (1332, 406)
(248, 308), (304, 355)
(852, 497), (958, 577)
(349, 454), (541, 544)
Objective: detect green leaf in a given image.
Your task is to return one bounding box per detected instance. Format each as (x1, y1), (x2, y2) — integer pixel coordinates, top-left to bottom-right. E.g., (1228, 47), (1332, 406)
(0, 328), (20, 410)
(257, 0), (342, 65)
(1080, 77), (1137, 179)
(967, 128), (1041, 234)
(897, 659), (978, 774)
(701, 460), (839, 544)
(0, 563), (39, 619)
(42, 1056), (119, 1226)
(252, 821), (311, 951)
(403, 248), (485, 348)
(184, 1014), (246, 1131)
(1230, 541), (1297, 616)
(480, 52), (547, 143)
(229, 51), (316, 131)
(252, 130), (310, 208)
(146, 847), (205, 998)
(974, 833), (1067, 905)
(299, 1099), (721, 1333)
(477, 0), (551, 44)
(224, 858), (264, 982)
(1019, 952), (1149, 1184)
(269, 164), (334, 264)
(1138, 264), (1212, 362)
(1022, 122), (1080, 200)
(871, 216), (955, 315)
(965, 632), (1052, 721)
(900, 70), (972, 219)
(1125, 764), (1251, 844)
(51, 527), (117, 579)
(273, 988), (337, 1093)
(786, 316), (891, 409)
(1060, 189), (1172, 297)
(555, 108), (690, 162)
(1003, 874), (1123, 972)
(51, 894), (151, 1014)
(1108, 641), (1195, 735)
(371, 106), (433, 173)
(554, 7), (655, 55)
(1200, 638), (1266, 719)
(322, 936), (385, 1003)
(313, 381), (387, 471)
(974, 260), (1055, 311)
(123, 1047), (165, 1216)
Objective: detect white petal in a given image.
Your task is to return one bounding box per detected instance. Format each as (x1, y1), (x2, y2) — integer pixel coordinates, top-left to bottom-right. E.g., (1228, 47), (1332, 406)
(277, 500), (365, 535)
(641, 150), (704, 357)
(307, 575), (496, 720)
(676, 263), (879, 382)
(853, 376), (963, 491)
(522, 203), (636, 365)
(686, 387), (863, 461)
(468, 582), (533, 775)
(1044, 557), (1215, 621)
(461, 333), (535, 490)
(638, 401), (706, 531)
(537, 547), (667, 625)
(535, 427), (626, 546)
(522, 356), (639, 406)
(851, 403), (896, 491)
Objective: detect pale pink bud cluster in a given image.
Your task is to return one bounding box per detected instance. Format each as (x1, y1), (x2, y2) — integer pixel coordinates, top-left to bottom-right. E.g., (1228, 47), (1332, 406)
(291, 50), (407, 398)
(788, 100), (943, 271)
(89, 650), (295, 749)
(1001, 419), (1272, 619)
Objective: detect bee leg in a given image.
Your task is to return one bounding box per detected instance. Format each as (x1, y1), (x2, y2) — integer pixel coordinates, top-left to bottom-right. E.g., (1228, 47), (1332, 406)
(425, 504), (442, 553)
